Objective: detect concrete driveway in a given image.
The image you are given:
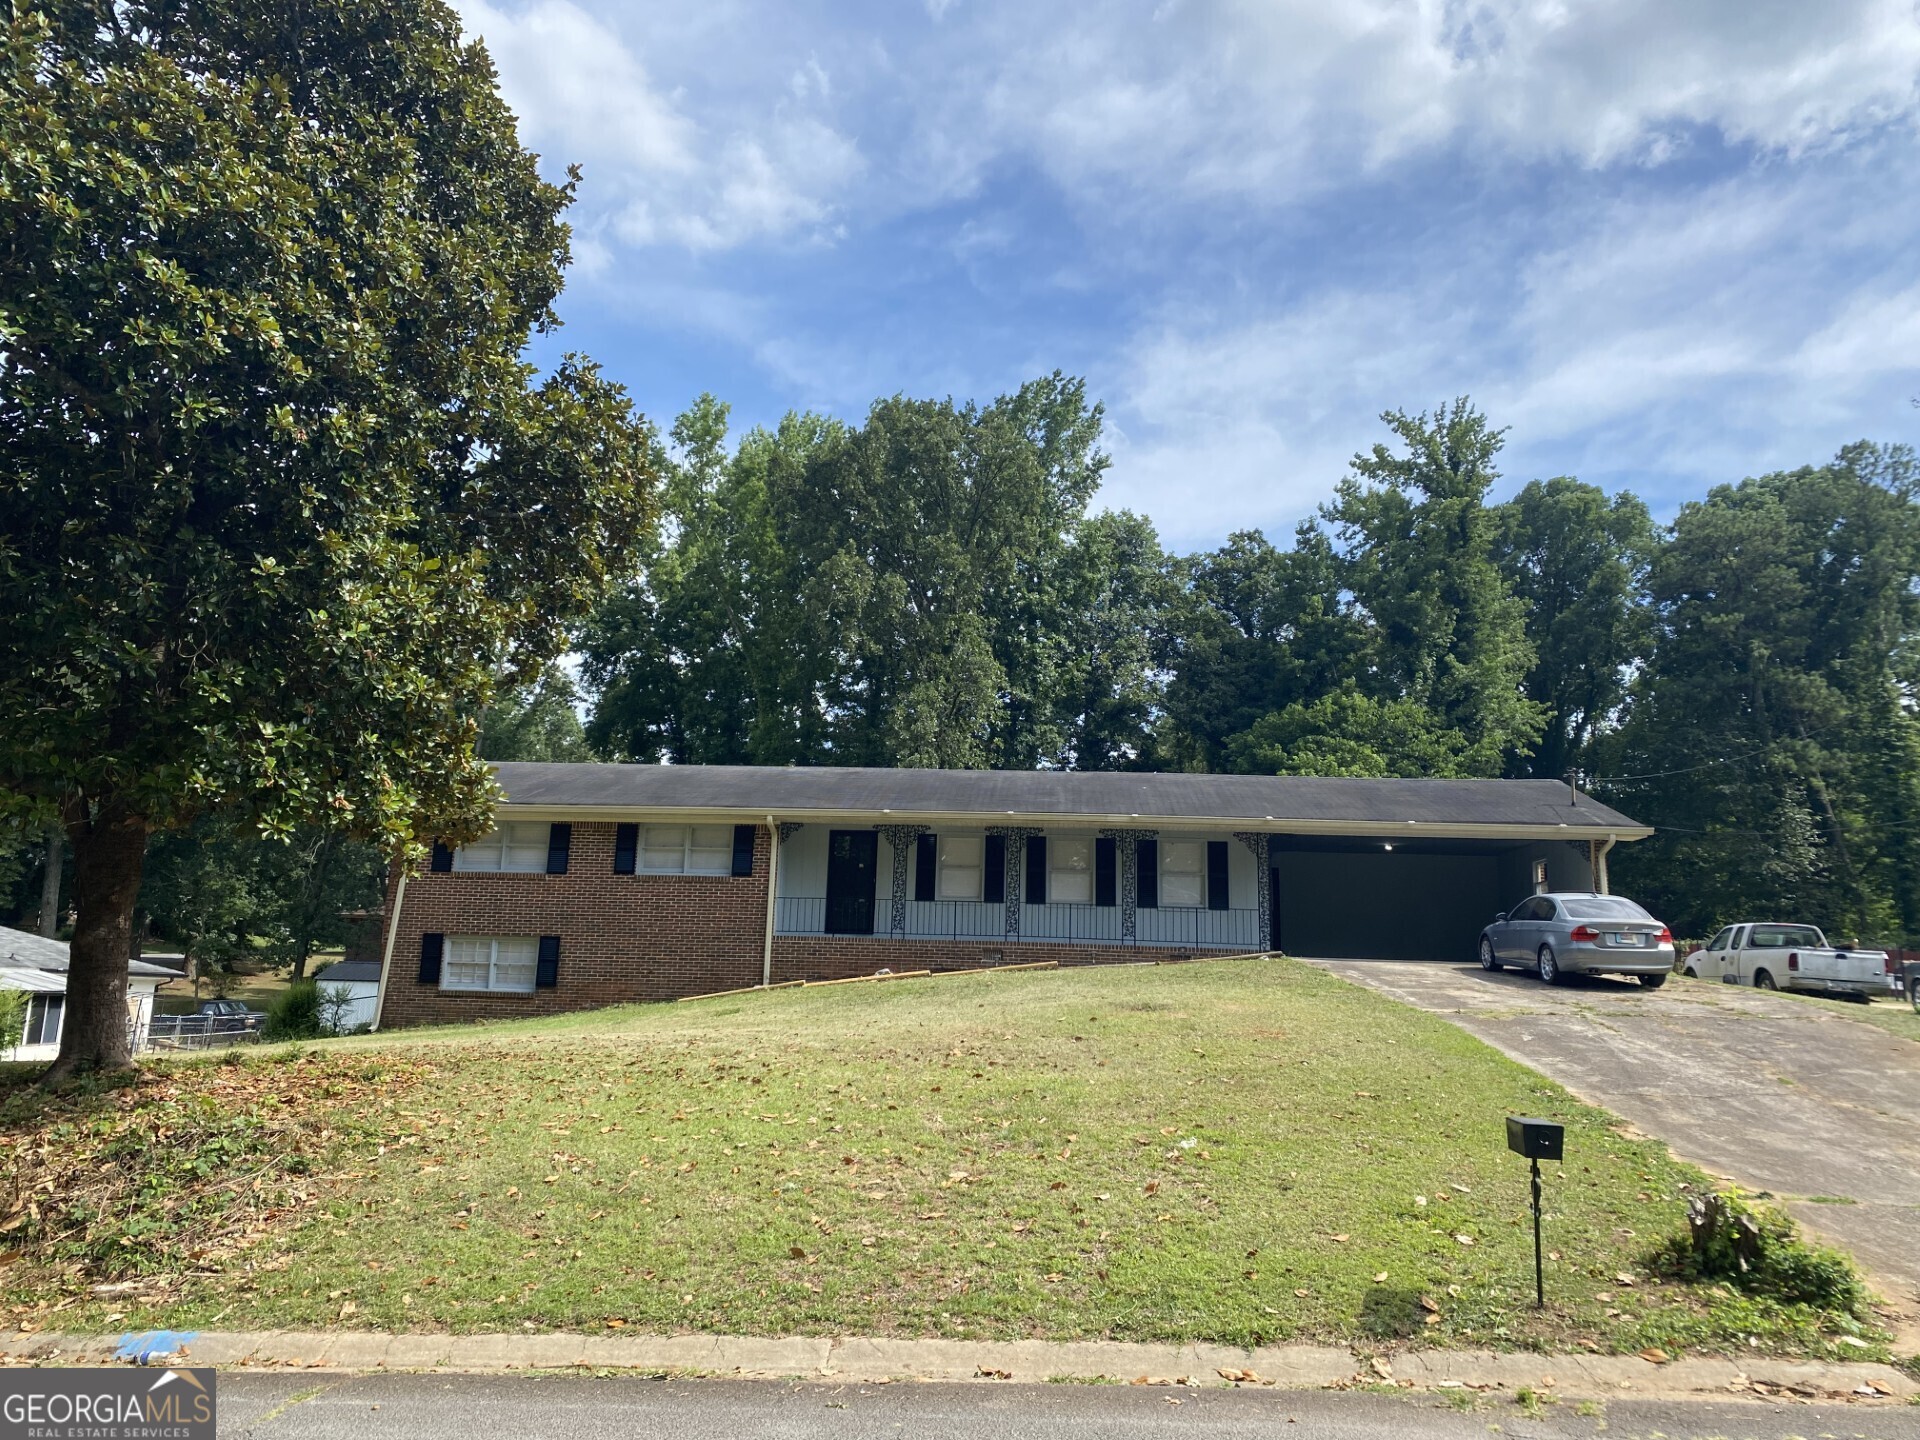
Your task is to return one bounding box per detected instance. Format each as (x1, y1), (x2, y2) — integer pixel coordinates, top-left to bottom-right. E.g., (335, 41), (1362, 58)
(1307, 959), (1920, 1334)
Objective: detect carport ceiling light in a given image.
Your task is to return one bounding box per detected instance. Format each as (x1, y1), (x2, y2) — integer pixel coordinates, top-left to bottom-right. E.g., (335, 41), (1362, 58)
(1383, 843), (1393, 851)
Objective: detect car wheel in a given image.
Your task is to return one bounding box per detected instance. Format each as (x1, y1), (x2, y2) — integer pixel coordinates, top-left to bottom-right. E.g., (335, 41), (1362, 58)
(1640, 972), (1668, 989)
(1754, 970), (1777, 990)
(1682, 967), (1698, 979)
(1537, 945), (1563, 986)
(1479, 937), (1501, 972)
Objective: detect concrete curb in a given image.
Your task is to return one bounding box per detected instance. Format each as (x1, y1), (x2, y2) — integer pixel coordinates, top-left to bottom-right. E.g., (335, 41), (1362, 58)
(1, 1331), (1913, 1403)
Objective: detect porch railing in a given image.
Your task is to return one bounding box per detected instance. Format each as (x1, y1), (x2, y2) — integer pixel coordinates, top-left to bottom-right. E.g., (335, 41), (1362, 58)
(775, 896), (1261, 950)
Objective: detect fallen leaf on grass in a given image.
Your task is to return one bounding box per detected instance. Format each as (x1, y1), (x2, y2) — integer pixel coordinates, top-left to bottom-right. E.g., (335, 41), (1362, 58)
(1453, 1234), (1475, 1246)
(1372, 1272), (1389, 1284)
(1293, 1288), (1310, 1298)
(1638, 1348), (1670, 1364)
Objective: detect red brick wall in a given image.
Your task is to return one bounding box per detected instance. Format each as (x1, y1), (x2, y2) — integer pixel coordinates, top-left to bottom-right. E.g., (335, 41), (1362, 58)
(377, 823), (772, 1028)
(375, 822), (1253, 1027)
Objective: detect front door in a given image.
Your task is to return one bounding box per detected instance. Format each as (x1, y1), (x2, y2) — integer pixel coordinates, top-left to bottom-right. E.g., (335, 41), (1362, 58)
(825, 829), (879, 935)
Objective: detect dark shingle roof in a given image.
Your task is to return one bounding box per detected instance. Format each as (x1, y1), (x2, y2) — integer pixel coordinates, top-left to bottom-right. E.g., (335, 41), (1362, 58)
(492, 763), (1645, 834)
(0, 925), (180, 978)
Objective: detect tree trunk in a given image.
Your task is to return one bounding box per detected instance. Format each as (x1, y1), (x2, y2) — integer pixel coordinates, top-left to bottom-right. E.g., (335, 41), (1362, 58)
(37, 825), (62, 939)
(44, 809), (147, 1083)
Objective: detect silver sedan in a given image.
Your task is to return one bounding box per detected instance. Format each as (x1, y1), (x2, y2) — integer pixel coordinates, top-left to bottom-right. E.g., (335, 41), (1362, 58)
(1478, 892), (1675, 988)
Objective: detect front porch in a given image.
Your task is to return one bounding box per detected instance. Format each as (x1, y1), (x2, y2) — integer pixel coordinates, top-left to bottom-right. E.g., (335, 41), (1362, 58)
(772, 822), (1269, 953)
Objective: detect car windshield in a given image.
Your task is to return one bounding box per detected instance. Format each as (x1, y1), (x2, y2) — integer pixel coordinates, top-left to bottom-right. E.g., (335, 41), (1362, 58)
(1749, 925), (1823, 948)
(1559, 897), (1654, 921)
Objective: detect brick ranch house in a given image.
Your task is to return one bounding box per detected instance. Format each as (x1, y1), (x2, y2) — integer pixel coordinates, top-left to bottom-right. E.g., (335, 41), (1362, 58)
(368, 763), (1651, 1029)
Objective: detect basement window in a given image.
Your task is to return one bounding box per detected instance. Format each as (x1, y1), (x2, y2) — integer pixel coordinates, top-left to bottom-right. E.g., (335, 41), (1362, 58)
(442, 937), (537, 994)
(22, 995), (63, 1047)
(641, 824), (734, 875)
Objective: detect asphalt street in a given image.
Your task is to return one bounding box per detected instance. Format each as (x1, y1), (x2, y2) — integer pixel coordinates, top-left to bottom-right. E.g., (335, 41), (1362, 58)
(214, 1373), (1920, 1440)
(1308, 959), (1920, 1334)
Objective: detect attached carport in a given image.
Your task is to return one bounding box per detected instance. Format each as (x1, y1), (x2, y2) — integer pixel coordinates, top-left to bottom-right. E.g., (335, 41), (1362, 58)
(1271, 835), (1601, 962)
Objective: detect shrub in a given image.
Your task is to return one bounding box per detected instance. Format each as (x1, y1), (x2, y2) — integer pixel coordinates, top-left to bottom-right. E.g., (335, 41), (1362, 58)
(0, 989), (27, 1056)
(262, 981), (323, 1042)
(1656, 1191), (1867, 1315)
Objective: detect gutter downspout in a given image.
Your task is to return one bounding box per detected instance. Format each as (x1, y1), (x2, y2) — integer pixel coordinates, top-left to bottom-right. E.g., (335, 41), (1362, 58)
(370, 869), (408, 1032)
(1592, 836), (1616, 895)
(761, 816), (778, 989)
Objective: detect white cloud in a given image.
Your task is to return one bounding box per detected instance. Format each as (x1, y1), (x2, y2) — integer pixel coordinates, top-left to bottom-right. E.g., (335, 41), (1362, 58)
(1102, 146), (1920, 547)
(929, 0), (1920, 206)
(454, 0), (863, 252)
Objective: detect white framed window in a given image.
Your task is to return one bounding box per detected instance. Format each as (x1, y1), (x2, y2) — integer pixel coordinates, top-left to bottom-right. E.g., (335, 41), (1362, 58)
(1532, 858), (1549, 893)
(641, 824), (733, 875)
(938, 834), (983, 900)
(1049, 836), (1093, 905)
(454, 822), (550, 873)
(1160, 839), (1206, 908)
(23, 995), (63, 1047)
(442, 936), (538, 994)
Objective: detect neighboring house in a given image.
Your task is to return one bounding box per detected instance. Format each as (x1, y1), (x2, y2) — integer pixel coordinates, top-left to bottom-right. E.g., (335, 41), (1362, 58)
(0, 925), (177, 1060)
(372, 764), (1652, 1029)
(308, 958), (381, 1031)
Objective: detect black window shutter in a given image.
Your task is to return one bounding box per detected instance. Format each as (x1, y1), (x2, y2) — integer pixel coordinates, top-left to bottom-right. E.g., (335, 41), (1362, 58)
(731, 824), (756, 876)
(545, 823), (571, 875)
(613, 823), (638, 875)
(536, 935), (560, 988)
(1207, 840), (1230, 911)
(1095, 838), (1117, 907)
(418, 933), (444, 985)
(983, 835), (1006, 904)
(1136, 838), (1159, 909)
(914, 833), (936, 902)
(1025, 835), (1047, 905)
(430, 843), (453, 873)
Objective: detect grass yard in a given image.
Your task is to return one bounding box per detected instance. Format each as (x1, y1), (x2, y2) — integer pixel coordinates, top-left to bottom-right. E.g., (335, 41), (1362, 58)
(0, 958), (1888, 1359)
(1831, 994), (1920, 1048)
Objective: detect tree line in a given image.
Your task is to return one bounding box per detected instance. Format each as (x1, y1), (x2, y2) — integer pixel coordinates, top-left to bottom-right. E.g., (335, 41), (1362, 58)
(568, 383), (1920, 944)
(9, 372), (1913, 983)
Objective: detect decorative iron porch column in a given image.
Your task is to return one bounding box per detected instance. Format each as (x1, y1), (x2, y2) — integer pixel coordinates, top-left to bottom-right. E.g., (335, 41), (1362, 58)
(1098, 827), (1158, 942)
(875, 824), (929, 936)
(1233, 832), (1272, 953)
(988, 826), (1043, 938)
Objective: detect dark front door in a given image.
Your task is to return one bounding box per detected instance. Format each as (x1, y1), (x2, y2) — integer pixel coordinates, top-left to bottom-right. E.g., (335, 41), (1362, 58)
(825, 830), (879, 935)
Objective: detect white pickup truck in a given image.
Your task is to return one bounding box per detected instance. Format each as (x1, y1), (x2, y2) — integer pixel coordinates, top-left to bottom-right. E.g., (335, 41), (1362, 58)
(1684, 922), (1888, 999)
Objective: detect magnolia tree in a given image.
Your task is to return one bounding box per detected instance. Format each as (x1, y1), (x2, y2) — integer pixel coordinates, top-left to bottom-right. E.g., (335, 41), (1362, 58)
(0, 0), (654, 1078)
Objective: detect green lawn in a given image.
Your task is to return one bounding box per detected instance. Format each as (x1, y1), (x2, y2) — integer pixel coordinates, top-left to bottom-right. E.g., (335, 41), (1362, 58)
(0, 959), (1887, 1358)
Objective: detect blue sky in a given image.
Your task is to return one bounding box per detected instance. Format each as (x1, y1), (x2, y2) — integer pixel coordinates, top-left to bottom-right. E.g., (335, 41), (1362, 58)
(458, 0), (1920, 551)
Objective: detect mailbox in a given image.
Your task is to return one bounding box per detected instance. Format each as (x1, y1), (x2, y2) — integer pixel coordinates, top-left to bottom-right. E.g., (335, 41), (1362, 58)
(1505, 1116), (1564, 1163)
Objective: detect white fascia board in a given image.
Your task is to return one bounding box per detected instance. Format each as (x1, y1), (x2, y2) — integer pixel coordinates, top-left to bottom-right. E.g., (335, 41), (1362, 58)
(495, 803), (1652, 843)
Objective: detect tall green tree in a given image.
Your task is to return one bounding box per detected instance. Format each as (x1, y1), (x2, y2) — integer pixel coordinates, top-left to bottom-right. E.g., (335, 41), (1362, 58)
(1608, 445), (1920, 940)
(1158, 525), (1364, 770)
(478, 664), (594, 763)
(1320, 400), (1544, 775)
(1492, 478), (1654, 781)
(585, 377), (1120, 769)
(0, 0), (653, 1076)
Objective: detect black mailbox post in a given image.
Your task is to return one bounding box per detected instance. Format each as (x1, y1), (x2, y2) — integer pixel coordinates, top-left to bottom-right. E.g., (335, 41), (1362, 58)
(1506, 1117), (1564, 1307)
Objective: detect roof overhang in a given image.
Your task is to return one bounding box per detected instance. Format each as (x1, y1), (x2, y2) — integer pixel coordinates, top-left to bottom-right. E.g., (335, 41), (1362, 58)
(496, 801), (1652, 843)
